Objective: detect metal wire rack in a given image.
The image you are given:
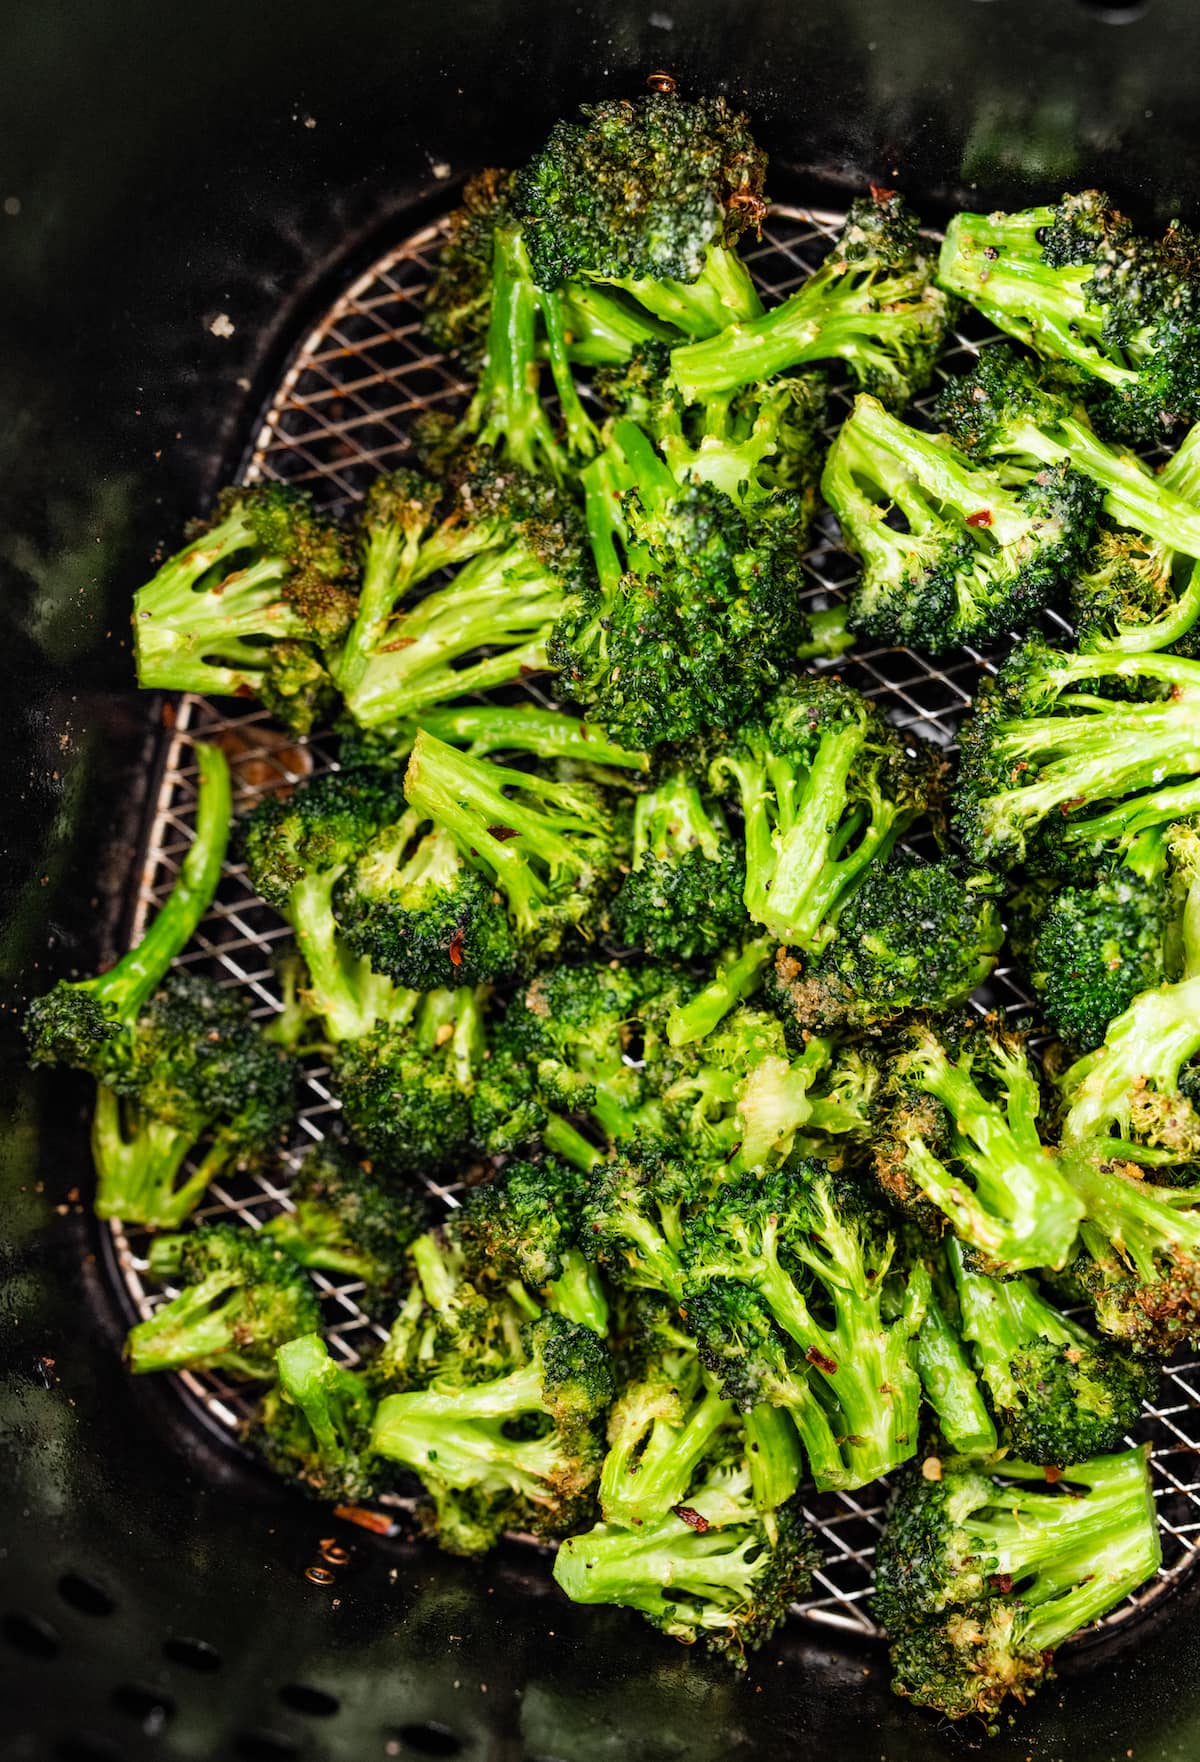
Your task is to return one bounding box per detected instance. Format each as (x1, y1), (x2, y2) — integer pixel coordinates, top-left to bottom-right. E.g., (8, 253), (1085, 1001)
(106, 205), (1200, 1646)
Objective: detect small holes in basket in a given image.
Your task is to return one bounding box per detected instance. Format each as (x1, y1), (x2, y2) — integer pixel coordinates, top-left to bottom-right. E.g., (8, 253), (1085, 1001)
(389, 1724), (465, 1757)
(110, 1683), (175, 1735)
(233, 1732), (303, 1761)
(278, 1682), (339, 1717)
(58, 1572), (116, 1617)
(2, 1609), (60, 1658)
(163, 1633), (223, 1672)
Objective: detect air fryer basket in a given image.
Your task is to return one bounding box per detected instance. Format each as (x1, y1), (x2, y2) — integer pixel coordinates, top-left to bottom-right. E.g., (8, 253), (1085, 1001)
(11, 5), (1200, 1760)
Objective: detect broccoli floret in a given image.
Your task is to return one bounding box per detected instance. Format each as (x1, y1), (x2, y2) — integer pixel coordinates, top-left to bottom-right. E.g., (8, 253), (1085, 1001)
(403, 732), (626, 966)
(608, 765), (748, 961)
(453, 1155), (609, 1335)
(333, 460), (593, 729)
(371, 1312), (614, 1551)
(936, 346), (1200, 569)
(132, 484), (355, 732)
(682, 1161), (929, 1489)
(550, 420), (822, 749)
(954, 634), (1200, 872)
(261, 1144), (429, 1313)
(875, 1017), (1083, 1273)
(240, 769), (415, 1043)
(875, 1447), (1161, 1724)
(937, 193), (1200, 443)
(948, 1237), (1157, 1465)
(767, 855), (1004, 1035)
(707, 677), (934, 948)
(336, 809), (518, 990)
(85, 972), (294, 1229)
(582, 1150), (717, 1302)
(252, 1333), (377, 1503)
(1062, 1143), (1200, 1352)
(25, 743), (232, 1071)
(909, 1253), (1000, 1457)
(331, 986), (506, 1175)
(372, 1227), (533, 1394)
(514, 92), (766, 336)
(553, 1482), (819, 1667)
(127, 1224), (320, 1379)
(823, 392), (1101, 652)
(338, 702), (650, 777)
(670, 191), (953, 409)
(663, 935), (775, 1049)
(1013, 826), (1172, 1053)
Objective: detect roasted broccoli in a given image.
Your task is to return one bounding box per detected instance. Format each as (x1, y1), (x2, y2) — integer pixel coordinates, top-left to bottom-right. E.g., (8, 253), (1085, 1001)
(937, 192), (1200, 442)
(127, 1224), (320, 1379)
(253, 1333), (377, 1503)
(874, 1017), (1083, 1273)
(338, 701), (650, 776)
(670, 192), (953, 409)
(262, 1144), (429, 1313)
(767, 854), (1004, 1035)
(608, 764), (748, 961)
(707, 677), (933, 947)
(132, 484), (355, 732)
(875, 1446), (1161, 1723)
(823, 392), (1101, 652)
(453, 1154), (609, 1335)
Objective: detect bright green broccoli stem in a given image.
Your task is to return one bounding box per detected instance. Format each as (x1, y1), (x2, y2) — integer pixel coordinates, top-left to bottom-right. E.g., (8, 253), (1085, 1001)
(132, 515), (305, 694)
(126, 1264), (269, 1379)
(604, 244), (763, 338)
(601, 1384), (735, 1527)
(44, 742), (231, 1035)
(542, 1112), (605, 1173)
(385, 704), (649, 771)
(1063, 1152), (1200, 1289)
(632, 771), (725, 869)
(90, 1087), (232, 1230)
(901, 1040), (1083, 1272)
(275, 1333), (373, 1470)
(546, 1248), (610, 1335)
(538, 283), (599, 460)
(287, 866), (417, 1043)
(797, 605), (855, 661)
(370, 1364), (563, 1497)
(743, 1405), (804, 1511)
(911, 1274), (999, 1456)
(950, 1238), (1084, 1414)
(936, 209), (1135, 390)
(556, 282), (680, 366)
(1060, 973), (1200, 1142)
(666, 936), (773, 1048)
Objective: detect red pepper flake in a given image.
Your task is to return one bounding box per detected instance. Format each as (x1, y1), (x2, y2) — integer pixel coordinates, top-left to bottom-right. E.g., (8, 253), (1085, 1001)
(989, 1573), (1014, 1594)
(448, 930), (465, 968)
(333, 1504), (396, 1535)
(805, 1345), (839, 1376)
(673, 1505), (710, 1533)
(870, 183), (898, 202)
(487, 825), (519, 841)
(1044, 1465), (1063, 1484)
(965, 509), (993, 529)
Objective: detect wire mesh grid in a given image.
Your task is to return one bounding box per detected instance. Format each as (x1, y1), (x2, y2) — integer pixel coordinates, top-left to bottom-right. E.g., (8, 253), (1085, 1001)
(106, 205), (1200, 1645)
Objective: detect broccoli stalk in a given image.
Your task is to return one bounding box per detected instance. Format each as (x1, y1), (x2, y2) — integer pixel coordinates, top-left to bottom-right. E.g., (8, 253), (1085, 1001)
(822, 392), (1100, 652)
(709, 679), (931, 948)
(876, 1019), (1083, 1273)
(910, 1266), (1000, 1457)
(132, 487), (355, 732)
(601, 1371), (734, 1530)
(261, 1145), (428, 1312)
(127, 1225), (320, 1379)
(665, 935), (774, 1048)
(339, 703), (650, 775)
(948, 1237), (1157, 1465)
(670, 192), (953, 408)
(403, 731), (623, 965)
(253, 1333), (377, 1502)
(875, 1447), (1162, 1723)
(610, 767), (748, 960)
(453, 1156), (610, 1337)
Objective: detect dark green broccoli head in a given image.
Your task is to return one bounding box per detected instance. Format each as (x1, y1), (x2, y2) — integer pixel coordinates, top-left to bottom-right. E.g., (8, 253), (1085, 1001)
(528, 1311), (615, 1426)
(240, 770), (404, 910)
(505, 962), (645, 1115)
(25, 984), (126, 1075)
(452, 452), (594, 596)
(454, 1156), (589, 1291)
(423, 167), (515, 363)
(337, 816), (519, 990)
(514, 92), (766, 289)
(934, 345), (1076, 458)
(1039, 189), (1137, 269)
(1019, 868), (1170, 1053)
(127, 1223), (320, 1379)
(767, 857), (1004, 1035)
(998, 1338), (1157, 1466)
(209, 481), (357, 647)
(255, 640), (339, 738)
(262, 1143), (429, 1309)
(609, 766), (747, 961)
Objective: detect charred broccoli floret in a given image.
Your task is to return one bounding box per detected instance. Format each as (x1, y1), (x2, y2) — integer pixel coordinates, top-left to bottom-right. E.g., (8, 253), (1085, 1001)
(875, 1017), (1083, 1273)
(262, 1144), (429, 1313)
(127, 1224), (320, 1379)
(608, 765), (748, 961)
(875, 1446), (1161, 1724)
(823, 392), (1100, 652)
(767, 855), (1003, 1035)
(132, 484), (355, 732)
(453, 1154), (609, 1335)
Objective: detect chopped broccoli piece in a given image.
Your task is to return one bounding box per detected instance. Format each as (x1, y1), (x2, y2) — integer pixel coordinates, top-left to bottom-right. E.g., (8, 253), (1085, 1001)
(664, 935), (774, 1049)
(262, 1144), (429, 1313)
(127, 1223), (320, 1379)
(338, 702), (650, 776)
(454, 1154), (609, 1335)
(253, 1333), (377, 1503)
(608, 765), (748, 961)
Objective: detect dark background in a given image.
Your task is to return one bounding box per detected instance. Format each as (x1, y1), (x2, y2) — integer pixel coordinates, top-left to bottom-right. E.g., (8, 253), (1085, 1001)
(7, 2), (1200, 1756)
